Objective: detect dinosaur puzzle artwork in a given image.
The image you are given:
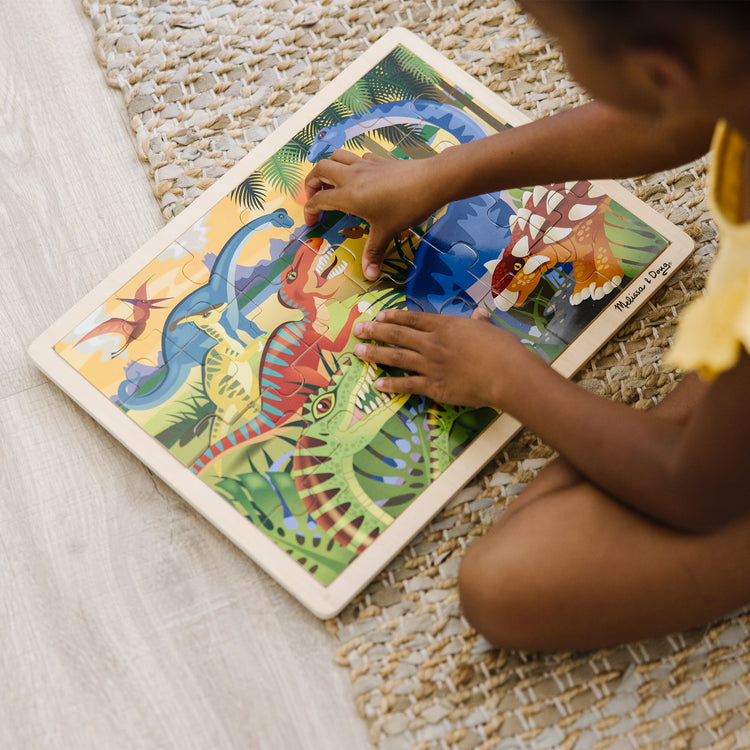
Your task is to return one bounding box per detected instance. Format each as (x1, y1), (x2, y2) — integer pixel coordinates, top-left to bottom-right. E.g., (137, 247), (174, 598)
(33, 30), (692, 615)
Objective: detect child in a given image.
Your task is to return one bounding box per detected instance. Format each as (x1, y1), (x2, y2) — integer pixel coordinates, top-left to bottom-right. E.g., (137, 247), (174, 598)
(304, 0), (750, 651)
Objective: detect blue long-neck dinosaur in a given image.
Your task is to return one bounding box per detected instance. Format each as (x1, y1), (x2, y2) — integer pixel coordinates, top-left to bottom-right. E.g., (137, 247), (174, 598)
(307, 99), (492, 161)
(118, 209), (293, 410)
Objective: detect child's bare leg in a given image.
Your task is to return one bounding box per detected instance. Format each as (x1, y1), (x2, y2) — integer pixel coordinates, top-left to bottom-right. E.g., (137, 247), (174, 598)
(459, 465), (750, 651)
(505, 454), (581, 506)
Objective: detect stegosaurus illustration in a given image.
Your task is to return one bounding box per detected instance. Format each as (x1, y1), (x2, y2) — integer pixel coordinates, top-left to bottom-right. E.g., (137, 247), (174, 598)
(489, 181), (624, 310)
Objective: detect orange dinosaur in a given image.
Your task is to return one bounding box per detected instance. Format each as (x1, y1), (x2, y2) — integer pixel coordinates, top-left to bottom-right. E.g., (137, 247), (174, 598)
(490, 182), (623, 310)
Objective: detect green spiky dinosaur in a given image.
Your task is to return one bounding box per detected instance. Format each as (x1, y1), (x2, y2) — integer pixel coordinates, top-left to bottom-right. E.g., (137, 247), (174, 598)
(289, 354), (492, 554)
(214, 353), (495, 582)
(290, 355), (410, 554)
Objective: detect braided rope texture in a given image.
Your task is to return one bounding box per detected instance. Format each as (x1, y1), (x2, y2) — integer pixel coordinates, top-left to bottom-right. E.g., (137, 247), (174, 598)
(82, 1), (749, 747)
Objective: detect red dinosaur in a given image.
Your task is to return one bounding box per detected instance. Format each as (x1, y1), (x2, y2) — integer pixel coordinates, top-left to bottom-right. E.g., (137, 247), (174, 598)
(190, 237), (363, 474)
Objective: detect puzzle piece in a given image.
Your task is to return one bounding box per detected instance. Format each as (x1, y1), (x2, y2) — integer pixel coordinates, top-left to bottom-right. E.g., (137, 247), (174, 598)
(72, 272), (174, 357)
(562, 180), (594, 199)
(116, 350), (168, 409)
(267, 351), (326, 415)
(160, 294), (213, 353)
(542, 271), (624, 347)
(400, 96), (465, 158)
(422, 403), (475, 468)
(176, 245), (212, 290)
(284, 358), (415, 553)
(367, 395), (457, 501)
(232, 245), (297, 318)
(351, 107), (422, 157)
(183, 397), (266, 471)
(159, 242), (276, 370)
(464, 268), (495, 310)
(251, 316), (347, 429)
(152, 389), (217, 459)
(213, 382), (265, 430)
(374, 230), (421, 288)
(404, 232), (485, 315)
(406, 95), (430, 121)
(183, 205), (299, 291)
(308, 128), (341, 162)
(410, 204), (445, 239)
(568, 266), (624, 306)
(432, 138), (457, 153)
(336, 217), (370, 242)
(208, 435), (305, 529)
(189, 403), (273, 477)
(481, 190), (598, 315)
(504, 185), (565, 253)
(311, 239), (371, 296)
(334, 245), (377, 299)
(404, 293), (430, 314)
(438, 295), (476, 318)
(299, 203), (352, 246)
(209, 270), (266, 328)
(309, 111), (400, 163)
(172, 320), (262, 437)
(187, 350), (317, 476)
(438, 404), (498, 463)
(387, 115), (436, 161)
(509, 295), (570, 362)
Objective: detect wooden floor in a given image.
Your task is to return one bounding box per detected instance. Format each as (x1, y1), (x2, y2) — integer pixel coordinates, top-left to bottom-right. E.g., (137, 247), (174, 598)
(0, 2), (370, 748)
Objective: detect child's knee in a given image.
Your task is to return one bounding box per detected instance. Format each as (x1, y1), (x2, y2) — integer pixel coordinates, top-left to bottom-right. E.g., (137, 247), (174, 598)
(457, 533), (538, 649)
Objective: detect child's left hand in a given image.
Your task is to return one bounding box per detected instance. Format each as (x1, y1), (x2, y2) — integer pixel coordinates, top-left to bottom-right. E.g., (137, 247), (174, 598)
(352, 308), (537, 409)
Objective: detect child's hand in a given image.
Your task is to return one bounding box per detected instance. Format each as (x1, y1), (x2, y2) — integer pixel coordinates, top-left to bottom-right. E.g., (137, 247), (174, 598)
(352, 308), (535, 409)
(304, 150), (443, 281)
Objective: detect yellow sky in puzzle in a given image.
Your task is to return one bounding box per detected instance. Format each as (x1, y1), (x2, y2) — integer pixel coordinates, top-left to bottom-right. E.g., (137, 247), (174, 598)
(54, 182), (306, 398)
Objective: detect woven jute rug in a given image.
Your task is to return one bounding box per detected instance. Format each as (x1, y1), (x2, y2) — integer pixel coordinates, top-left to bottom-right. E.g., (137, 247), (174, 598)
(82, 1), (750, 747)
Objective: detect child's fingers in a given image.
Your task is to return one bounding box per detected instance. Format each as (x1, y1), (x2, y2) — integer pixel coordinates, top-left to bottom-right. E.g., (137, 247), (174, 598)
(354, 317), (428, 349)
(303, 196), (326, 226)
(470, 306), (492, 322)
(328, 149), (361, 164)
(375, 308), (440, 332)
(305, 150), (360, 193)
(373, 373), (429, 396)
(361, 230), (392, 280)
(361, 151), (390, 164)
(304, 155), (362, 225)
(353, 341), (424, 372)
(305, 158), (353, 192)
(303, 183), (345, 225)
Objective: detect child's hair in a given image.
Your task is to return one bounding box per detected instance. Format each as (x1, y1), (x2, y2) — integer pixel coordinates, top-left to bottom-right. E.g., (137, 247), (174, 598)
(567, 1), (749, 58)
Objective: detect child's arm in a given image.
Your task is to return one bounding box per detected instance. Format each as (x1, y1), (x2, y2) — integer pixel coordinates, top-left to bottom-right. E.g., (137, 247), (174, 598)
(305, 100), (714, 278)
(648, 372), (710, 422)
(352, 312), (750, 533)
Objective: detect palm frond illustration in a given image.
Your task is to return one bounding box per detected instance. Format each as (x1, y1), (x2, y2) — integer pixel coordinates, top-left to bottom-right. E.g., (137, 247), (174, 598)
(390, 45), (443, 85)
(229, 172), (266, 211)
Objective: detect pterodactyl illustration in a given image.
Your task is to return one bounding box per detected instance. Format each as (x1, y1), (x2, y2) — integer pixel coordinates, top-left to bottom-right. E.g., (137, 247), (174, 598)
(75, 279), (171, 358)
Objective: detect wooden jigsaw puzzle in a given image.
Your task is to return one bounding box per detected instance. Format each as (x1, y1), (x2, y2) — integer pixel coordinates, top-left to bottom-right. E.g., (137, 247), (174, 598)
(30, 29), (694, 617)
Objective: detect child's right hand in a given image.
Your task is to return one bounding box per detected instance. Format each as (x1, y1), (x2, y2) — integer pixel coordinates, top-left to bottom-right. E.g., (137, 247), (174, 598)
(304, 150), (443, 281)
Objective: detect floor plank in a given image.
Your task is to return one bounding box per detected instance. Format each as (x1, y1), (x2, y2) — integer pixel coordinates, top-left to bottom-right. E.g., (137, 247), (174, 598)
(0, 2), (369, 748)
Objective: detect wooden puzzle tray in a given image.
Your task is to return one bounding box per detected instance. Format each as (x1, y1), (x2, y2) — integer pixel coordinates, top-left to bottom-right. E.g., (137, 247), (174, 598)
(29, 28), (694, 617)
